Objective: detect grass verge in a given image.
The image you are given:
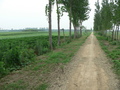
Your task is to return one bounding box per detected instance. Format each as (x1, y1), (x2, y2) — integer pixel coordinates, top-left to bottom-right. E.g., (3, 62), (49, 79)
(95, 33), (120, 77)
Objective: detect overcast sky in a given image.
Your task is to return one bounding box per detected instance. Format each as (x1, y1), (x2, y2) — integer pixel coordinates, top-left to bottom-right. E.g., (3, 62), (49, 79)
(0, 0), (99, 30)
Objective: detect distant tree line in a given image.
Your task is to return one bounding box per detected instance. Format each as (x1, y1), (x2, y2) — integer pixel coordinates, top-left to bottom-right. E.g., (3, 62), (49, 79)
(94, 0), (120, 41)
(23, 28), (48, 31)
(46, 0), (90, 50)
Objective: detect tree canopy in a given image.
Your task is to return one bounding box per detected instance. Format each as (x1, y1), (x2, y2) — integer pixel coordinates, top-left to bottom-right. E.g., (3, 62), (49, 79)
(94, 0), (120, 31)
(94, 0), (120, 40)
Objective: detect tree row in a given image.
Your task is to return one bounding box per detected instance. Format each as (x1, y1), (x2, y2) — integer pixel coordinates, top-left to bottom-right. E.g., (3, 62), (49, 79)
(46, 0), (90, 50)
(94, 0), (120, 41)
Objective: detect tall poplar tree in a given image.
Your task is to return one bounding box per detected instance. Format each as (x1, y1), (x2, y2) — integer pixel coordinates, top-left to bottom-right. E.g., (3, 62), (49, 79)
(46, 0), (55, 50)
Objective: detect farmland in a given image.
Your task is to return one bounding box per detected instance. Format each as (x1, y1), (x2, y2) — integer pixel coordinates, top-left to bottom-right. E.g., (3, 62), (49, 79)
(0, 31), (119, 90)
(1, 30), (88, 78)
(0, 32), (119, 90)
(0, 32), (91, 89)
(0, 31), (74, 39)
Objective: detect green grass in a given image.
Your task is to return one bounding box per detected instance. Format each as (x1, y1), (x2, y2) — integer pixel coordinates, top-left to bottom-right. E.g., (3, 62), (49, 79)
(95, 33), (120, 76)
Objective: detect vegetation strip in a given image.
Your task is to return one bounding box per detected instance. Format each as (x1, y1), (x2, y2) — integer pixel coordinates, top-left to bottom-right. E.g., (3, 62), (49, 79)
(0, 33), (91, 90)
(95, 33), (120, 77)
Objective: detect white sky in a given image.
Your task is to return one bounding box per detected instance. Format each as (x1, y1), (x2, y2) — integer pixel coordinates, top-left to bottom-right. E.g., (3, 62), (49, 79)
(0, 0), (99, 29)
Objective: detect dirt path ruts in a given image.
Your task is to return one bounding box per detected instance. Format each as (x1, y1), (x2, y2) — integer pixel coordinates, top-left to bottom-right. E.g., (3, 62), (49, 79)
(47, 33), (119, 90)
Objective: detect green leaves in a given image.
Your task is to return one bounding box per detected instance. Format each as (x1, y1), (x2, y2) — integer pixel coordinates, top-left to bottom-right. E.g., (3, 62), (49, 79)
(0, 61), (7, 78)
(45, 4), (49, 16)
(0, 36), (58, 78)
(45, 0), (55, 16)
(57, 0), (90, 26)
(94, 0), (120, 31)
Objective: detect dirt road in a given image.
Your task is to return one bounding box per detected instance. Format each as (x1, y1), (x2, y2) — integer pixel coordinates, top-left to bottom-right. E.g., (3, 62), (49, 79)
(48, 33), (119, 90)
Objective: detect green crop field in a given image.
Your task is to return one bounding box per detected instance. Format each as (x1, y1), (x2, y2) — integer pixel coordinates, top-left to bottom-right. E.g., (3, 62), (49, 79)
(0, 30), (90, 78)
(0, 30), (75, 78)
(0, 31), (74, 39)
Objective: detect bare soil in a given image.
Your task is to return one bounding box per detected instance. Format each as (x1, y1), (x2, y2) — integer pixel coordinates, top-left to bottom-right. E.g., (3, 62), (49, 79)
(47, 33), (119, 90)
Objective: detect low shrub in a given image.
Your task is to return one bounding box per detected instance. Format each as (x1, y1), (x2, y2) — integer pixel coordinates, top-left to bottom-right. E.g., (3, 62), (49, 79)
(0, 61), (7, 78)
(112, 60), (120, 75)
(110, 41), (117, 45)
(3, 47), (21, 70)
(19, 49), (35, 66)
(2, 47), (35, 71)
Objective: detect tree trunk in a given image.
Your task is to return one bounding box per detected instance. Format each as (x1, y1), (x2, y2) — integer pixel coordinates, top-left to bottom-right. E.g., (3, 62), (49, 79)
(80, 21), (82, 37)
(118, 26), (119, 41)
(106, 30), (108, 38)
(62, 29), (65, 41)
(112, 30), (114, 41)
(69, 7), (72, 39)
(69, 17), (72, 39)
(112, 25), (115, 41)
(80, 27), (82, 37)
(117, 26), (119, 40)
(109, 30), (111, 38)
(69, 1), (72, 39)
(49, 0), (53, 50)
(73, 25), (77, 39)
(56, 0), (60, 46)
(108, 30), (111, 41)
(115, 25), (117, 40)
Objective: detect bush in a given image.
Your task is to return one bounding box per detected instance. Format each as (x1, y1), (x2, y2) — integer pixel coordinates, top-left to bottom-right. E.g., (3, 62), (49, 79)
(107, 50), (120, 60)
(66, 39), (71, 44)
(3, 47), (21, 70)
(2, 47), (35, 71)
(42, 47), (49, 53)
(110, 41), (117, 45)
(0, 61), (7, 78)
(112, 60), (120, 75)
(116, 46), (120, 49)
(34, 41), (43, 55)
(97, 36), (107, 40)
(19, 49), (35, 66)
